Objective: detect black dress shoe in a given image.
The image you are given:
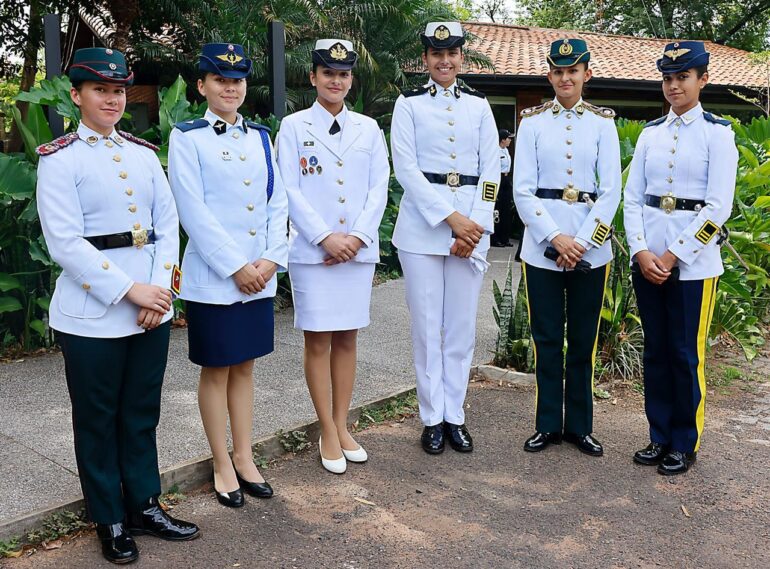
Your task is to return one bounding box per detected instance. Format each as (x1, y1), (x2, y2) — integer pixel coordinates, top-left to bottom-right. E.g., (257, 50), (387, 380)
(96, 522), (138, 564)
(633, 442), (669, 465)
(657, 451), (696, 476)
(444, 422), (473, 452)
(215, 486), (245, 508)
(236, 470), (274, 498)
(126, 496), (200, 540)
(421, 423), (445, 454)
(563, 432), (603, 456)
(523, 431), (562, 452)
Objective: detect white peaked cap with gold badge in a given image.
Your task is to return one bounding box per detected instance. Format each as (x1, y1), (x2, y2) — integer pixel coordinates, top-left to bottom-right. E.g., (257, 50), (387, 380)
(421, 22), (465, 49)
(312, 39), (358, 70)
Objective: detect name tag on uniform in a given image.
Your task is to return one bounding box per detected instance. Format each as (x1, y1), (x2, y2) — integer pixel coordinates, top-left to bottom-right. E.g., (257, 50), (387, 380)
(221, 151), (232, 161)
(303, 141), (314, 147)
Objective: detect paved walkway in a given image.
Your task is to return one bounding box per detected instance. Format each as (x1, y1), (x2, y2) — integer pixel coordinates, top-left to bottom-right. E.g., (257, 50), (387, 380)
(9, 379), (770, 569)
(0, 247), (519, 526)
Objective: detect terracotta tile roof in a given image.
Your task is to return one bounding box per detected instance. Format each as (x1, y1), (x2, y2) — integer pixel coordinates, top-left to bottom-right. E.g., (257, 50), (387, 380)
(463, 21), (766, 88)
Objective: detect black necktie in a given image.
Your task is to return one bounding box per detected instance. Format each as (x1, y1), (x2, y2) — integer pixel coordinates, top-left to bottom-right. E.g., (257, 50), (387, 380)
(329, 120), (341, 135)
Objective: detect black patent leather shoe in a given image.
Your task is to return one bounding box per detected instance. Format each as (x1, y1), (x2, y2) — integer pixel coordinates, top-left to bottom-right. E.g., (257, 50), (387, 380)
(523, 432), (562, 452)
(444, 422), (474, 452)
(236, 470), (274, 498)
(657, 451), (696, 476)
(96, 522), (138, 564)
(563, 432), (604, 456)
(126, 496), (200, 541)
(421, 423), (445, 454)
(633, 442), (669, 465)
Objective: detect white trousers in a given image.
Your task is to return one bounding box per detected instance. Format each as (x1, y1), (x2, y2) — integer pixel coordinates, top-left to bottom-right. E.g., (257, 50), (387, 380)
(398, 251), (486, 426)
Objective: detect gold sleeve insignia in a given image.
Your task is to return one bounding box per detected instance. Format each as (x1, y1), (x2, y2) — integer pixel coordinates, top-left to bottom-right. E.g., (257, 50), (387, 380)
(482, 182), (498, 202)
(591, 221), (612, 246)
(695, 220), (720, 245)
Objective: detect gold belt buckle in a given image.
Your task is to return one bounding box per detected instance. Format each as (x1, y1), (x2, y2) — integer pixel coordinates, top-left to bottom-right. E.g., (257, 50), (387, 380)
(131, 229), (148, 249)
(562, 186), (579, 204)
(446, 172), (461, 188)
(660, 193), (677, 214)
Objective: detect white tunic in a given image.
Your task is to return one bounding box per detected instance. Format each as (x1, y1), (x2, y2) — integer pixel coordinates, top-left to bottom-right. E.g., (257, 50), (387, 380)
(623, 103), (738, 280)
(513, 98), (622, 271)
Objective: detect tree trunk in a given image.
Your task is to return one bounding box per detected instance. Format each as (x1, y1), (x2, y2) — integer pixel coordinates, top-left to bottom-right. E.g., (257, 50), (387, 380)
(107, 0), (141, 53)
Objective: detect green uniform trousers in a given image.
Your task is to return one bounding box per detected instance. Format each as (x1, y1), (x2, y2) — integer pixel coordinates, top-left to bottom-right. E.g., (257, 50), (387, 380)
(58, 321), (170, 524)
(522, 263), (609, 435)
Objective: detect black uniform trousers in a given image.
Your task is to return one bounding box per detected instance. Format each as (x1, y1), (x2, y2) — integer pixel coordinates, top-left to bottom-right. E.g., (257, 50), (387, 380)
(57, 321), (171, 524)
(632, 274), (718, 454)
(522, 262), (609, 435)
(492, 174), (513, 245)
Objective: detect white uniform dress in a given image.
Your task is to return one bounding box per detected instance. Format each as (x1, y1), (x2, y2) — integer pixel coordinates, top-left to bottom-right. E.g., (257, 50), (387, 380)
(276, 101), (389, 331)
(391, 79), (500, 427)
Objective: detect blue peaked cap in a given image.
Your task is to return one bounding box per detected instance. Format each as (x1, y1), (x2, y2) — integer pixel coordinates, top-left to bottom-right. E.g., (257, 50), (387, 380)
(656, 41), (710, 74)
(198, 43), (252, 78)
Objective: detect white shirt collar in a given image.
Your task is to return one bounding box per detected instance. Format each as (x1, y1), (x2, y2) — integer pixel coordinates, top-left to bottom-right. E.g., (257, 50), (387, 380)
(77, 122), (124, 146)
(312, 100), (347, 133)
(666, 103), (703, 126)
(204, 109), (246, 132)
(550, 97), (585, 118)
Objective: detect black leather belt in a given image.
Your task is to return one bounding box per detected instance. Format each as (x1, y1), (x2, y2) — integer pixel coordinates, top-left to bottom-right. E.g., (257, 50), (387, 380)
(423, 172), (480, 188)
(85, 230), (155, 250)
(536, 187), (597, 204)
(645, 194), (705, 213)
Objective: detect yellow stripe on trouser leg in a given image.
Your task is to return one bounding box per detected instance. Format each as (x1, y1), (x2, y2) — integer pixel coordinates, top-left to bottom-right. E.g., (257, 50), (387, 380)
(521, 263), (538, 413)
(589, 264), (612, 395)
(694, 277), (718, 452)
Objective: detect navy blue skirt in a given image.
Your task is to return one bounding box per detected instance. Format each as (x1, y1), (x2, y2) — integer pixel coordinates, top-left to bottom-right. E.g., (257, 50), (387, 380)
(185, 298), (274, 367)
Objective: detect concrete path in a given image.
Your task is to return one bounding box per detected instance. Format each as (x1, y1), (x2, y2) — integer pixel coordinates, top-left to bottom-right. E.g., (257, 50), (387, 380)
(8, 379), (770, 569)
(0, 247), (519, 526)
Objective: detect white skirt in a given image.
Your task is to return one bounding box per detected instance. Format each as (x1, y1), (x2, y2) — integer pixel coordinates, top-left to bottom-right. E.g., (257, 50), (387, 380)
(289, 262), (376, 331)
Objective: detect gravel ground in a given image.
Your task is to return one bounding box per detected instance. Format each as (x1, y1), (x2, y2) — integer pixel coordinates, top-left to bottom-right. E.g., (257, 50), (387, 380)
(6, 373), (770, 569)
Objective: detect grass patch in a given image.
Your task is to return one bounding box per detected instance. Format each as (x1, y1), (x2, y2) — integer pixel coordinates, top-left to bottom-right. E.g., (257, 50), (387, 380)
(159, 484), (186, 509)
(252, 442), (270, 469)
(0, 536), (22, 558)
(353, 390), (418, 431)
(277, 429), (311, 453)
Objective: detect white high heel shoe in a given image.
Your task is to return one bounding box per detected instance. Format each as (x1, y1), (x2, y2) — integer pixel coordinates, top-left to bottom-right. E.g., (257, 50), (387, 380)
(341, 443), (368, 463)
(319, 436), (346, 474)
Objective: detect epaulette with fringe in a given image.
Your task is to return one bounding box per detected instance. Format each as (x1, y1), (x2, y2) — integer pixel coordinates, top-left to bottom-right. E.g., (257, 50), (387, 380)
(118, 130), (159, 152)
(582, 101), (616, 119)
(520, 101), (554, 119)
(36, 133), (79, 156)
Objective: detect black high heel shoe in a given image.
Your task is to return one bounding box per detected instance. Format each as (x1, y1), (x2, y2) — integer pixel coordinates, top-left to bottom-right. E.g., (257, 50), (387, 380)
(235, 469), (274, 498)
(214, 474), (245, 508)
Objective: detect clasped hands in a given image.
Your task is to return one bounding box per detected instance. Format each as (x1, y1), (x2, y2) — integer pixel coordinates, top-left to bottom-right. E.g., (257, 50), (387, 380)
(234, 259), (279, 296)
(126, 283), (173, 330)
(320, 233), (365, 265)
(550, 234), (586, 269)
(447, 212), (484, 258)
(634, 250), (678, 285)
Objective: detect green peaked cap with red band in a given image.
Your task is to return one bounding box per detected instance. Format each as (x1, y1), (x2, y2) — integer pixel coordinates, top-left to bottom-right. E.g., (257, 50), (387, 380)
(68, 47), (134, 85)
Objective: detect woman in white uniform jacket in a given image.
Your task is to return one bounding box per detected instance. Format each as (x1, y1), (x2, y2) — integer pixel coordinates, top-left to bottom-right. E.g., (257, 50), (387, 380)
(391, 22), (500, 455)
(168, 43), (288, 506)
(276, 39), (389, 474)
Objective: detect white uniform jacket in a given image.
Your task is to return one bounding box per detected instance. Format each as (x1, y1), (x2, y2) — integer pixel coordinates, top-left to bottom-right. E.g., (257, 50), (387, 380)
(36, 123), (179, 338)
(168, 110), (289, 304)
(275, 102), (389, 264)
(391, 79), (500, 255)
(514, 99), (621, 271)
(624, 104), (738, 281)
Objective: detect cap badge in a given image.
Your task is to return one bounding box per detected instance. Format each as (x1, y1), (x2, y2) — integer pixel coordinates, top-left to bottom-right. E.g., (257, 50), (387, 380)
(217, 51), (244, 66)
(559, 40), (573, 56)
(664, 48), (691, 61)
(434, 25), (450, 41)
(329, 43), (348, 61)
(108, 63), (117, 70)
(105, 48), (113, 55)
(227, 44), (235, 51)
